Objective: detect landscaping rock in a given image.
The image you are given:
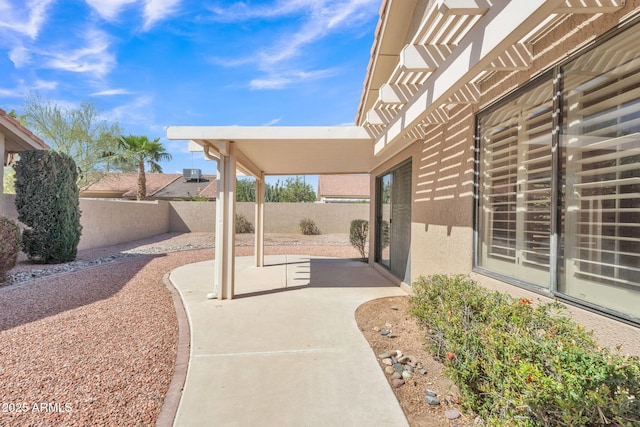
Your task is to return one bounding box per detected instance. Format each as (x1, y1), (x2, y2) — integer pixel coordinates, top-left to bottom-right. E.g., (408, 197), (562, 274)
(401, 370), (412, 380)
(445, 409), (461, 420)
(378, 351), (397, 359)
(382, 358), (393, 366)
(425, 395), (440, 405)
(397, 355), (412, 364)
(391, 379), (405, 388)
(384, 366), (395, 375)
(391, 371), (402, 380)
(393, 363), (403, 372)
(380, 329), (390, 336)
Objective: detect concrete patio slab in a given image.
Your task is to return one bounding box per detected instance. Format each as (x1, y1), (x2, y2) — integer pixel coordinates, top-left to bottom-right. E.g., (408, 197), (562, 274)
(169, 255), (409, 427)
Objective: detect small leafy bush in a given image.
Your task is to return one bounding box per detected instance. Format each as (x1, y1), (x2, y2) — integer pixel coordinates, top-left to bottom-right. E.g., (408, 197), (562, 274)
(186, 192), (210, 202)
(349, 219), (368, 261)
(299, 218), (320, 235)
(235, 213), (254, 234)
(410, 274), (640, 427)
(14, 150), (82, 264)
(0, 217), (21, 281)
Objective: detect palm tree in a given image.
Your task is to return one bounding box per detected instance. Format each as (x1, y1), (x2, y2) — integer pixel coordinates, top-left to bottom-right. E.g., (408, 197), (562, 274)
(111, 135), (172, 200)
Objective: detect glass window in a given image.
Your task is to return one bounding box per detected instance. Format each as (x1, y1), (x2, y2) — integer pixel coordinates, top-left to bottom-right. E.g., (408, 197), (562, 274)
(559, 25), (640, 317)
(477, 78), (554, 287)
(476, 20), (640, 321)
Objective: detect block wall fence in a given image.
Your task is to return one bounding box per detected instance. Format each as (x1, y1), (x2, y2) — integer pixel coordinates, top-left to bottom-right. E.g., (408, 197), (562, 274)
(0, 195), (369, 251)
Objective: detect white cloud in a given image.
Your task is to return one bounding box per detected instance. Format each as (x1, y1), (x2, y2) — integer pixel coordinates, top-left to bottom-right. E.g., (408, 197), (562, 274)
(262, 117), (282, 126)
(143, 0), (181, 30)
(84, 0), (137, 21)
(249, 68), (337, 90)
(44, 29), (115, 78)
(107, 95), (154, 126)
(0, 0), (54, 39)
(91, 88), (131, 96)
(250, 76), (292, 90)
(0, 78), (58, 98)
(84, 0), (180, 30)
(9, 45), (31, 67)
(208, 0), (378, 89)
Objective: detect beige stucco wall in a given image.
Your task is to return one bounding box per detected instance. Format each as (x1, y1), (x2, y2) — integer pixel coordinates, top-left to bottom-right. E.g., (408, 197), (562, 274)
(78, 199), (171, 250)
(2, 196), (171, 251)
(3, 196), (368, 250)
(367, 4), (640, 343)
(169, 201), (369, 234)
(0, 194), (18, 220)
(169, 201), (215, 232)
(261, 202), (369, 234)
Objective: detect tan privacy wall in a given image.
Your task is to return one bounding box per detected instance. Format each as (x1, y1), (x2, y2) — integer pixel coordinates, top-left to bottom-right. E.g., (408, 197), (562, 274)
(170, 201), (369, 234)
(0, 194), (18, 220)
(79, 199), (171, 250)
(2, 195), (368, 250)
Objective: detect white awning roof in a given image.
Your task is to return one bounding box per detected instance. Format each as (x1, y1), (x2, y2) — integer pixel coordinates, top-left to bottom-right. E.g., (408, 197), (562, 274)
(166, 126), (374, 177)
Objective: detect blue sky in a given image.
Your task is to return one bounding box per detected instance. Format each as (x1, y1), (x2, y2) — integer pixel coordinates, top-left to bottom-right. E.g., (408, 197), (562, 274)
(0, 0), (380, 189)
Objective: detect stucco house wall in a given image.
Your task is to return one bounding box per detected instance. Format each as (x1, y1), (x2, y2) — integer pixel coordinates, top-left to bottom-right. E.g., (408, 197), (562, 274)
(367, 1), (640, 345)
(372, 0), (640, 280)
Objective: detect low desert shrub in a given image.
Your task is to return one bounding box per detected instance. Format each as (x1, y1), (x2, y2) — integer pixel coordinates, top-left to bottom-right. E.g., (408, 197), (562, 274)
(0, 217), (21, 281)
(410, 274), (640, 426)
(299, 218), (320, 235)
(235, 213), (254, 234)
(349, 219), (368, 261)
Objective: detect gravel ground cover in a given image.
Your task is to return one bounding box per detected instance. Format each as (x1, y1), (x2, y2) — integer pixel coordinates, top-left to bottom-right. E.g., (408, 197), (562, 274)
(0, 233), (360, 426)
(3, 231), (469, 426)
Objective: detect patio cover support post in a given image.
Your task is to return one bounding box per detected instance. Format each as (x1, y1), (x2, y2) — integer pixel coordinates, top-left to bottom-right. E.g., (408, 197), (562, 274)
(255, 172), (265, 267)
(212, 141), (236, 300)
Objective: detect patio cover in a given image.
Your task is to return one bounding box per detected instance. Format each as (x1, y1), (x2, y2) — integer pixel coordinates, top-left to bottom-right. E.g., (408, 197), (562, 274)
(166, 125), (373, 299)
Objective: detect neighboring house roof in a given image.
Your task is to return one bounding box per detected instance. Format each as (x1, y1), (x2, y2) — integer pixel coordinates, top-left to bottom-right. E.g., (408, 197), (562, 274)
(1, 108), (49, 165)
(197, 179), (218, 199)
(318, 174), (370, 201)
(81, 172), (181, 199)
(81, 172), (218, 200)
(153, 174), (217, 200)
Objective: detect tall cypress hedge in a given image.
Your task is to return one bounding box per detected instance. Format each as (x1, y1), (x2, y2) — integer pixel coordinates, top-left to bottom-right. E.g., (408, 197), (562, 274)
(13, 150), (82, 263)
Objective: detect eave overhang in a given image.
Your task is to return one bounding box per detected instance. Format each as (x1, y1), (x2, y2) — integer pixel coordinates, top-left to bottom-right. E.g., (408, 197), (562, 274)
(356, 0), (626, 160)
(0, 108), (49, 165)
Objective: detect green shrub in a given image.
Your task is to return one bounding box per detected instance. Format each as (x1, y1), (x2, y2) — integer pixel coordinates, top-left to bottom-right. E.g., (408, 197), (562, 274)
(0, 217), (21, 281)
(235, 213), (254, 234)
(14, 150), (82, 264)
(349, 219), (368, 261)
(299, 218), (320, 235)
(410, 274), (640, 426)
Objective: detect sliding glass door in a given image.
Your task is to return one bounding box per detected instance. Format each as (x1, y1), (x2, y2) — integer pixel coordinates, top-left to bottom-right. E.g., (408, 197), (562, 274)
(376, 161), (412, 282)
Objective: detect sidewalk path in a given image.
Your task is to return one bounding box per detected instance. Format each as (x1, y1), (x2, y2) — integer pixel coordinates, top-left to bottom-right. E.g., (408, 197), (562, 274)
(169, 254), (409, 427)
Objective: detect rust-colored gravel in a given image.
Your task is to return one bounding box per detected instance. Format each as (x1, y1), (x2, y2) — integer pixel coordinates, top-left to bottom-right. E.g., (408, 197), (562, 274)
(0, 250), (213, 426)
(0, 233), (360, 426)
